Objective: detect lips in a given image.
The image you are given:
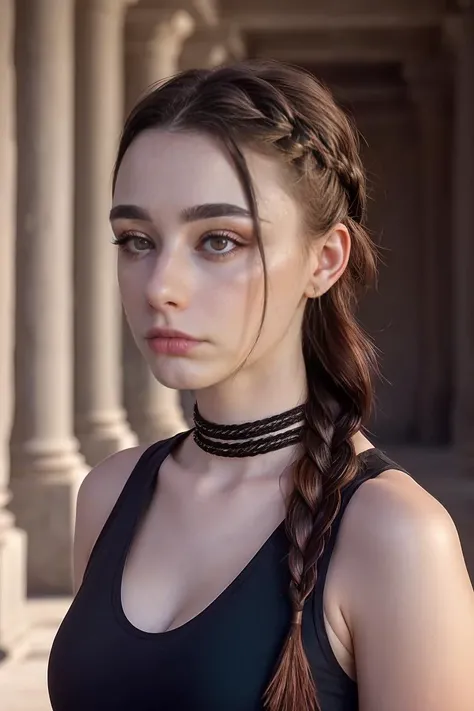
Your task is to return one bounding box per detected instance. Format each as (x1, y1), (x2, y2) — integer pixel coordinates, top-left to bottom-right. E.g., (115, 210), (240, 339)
(145, 328), (201, 356)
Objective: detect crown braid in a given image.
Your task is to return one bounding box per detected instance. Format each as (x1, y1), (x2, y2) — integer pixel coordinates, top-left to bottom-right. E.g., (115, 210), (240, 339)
(273, 114), (366, 224)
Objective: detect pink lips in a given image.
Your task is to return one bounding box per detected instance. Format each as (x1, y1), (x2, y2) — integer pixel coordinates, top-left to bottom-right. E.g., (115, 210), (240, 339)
(145, 328), (201, 356)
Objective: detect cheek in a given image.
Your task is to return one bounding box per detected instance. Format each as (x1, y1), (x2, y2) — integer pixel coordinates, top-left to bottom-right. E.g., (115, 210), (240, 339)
(196, 245), (305, 333)
(202, 253), (265, 331)
(260, 252), (308, 330)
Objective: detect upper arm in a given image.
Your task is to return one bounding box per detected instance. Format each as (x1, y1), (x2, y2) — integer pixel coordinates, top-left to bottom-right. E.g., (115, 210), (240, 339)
(73, 445), (148, 594)
(341, 471), (474, 711)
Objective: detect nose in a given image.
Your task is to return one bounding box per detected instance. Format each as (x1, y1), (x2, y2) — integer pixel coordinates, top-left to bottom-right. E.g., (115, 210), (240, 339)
(145, 244), (191, 312)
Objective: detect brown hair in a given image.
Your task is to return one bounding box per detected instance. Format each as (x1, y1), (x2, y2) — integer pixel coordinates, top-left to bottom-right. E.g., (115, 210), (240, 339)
(113, 60), (378, 711)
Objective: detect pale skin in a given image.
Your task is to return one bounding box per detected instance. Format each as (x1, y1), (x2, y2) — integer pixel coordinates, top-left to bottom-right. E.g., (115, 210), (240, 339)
(74, 129), (474, 710)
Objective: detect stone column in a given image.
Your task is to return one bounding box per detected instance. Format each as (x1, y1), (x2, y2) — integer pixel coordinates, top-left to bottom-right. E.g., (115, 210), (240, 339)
(0, 0), (27, 652)
(74, 0), (137, 466)
(180, 24), (245, 71)
(11, 0), (89, 594)
(125, 8), (195, 110)
(121, 8), (194, 443)
(450, 7), (474, 473)
(403, 60), (451, 445)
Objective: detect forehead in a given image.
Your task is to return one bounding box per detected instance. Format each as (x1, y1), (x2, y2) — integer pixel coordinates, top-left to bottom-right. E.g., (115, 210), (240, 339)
(113, 128), (296, 221)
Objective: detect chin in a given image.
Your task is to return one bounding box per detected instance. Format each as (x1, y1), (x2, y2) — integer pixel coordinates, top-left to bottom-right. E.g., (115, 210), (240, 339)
(148, 357), (225, 392)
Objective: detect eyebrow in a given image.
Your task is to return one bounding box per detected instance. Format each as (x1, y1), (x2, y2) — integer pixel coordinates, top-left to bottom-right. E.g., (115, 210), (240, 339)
(109, 202), (253, 224)
(109, 204), (151, 222)
(181, 203), (252, 222)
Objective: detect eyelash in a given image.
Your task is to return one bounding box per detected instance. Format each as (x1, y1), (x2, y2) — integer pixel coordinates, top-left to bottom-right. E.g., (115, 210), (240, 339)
(111, 232), (151, 256)
(111, 230), (245, 261)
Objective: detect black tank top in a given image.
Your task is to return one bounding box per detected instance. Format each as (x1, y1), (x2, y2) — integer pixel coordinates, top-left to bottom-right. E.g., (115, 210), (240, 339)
(48, 434), (406, 711)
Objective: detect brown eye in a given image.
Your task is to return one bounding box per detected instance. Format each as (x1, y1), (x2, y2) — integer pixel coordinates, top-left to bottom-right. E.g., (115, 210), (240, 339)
(209, 236), (230, 252)
(112, 233), (153, 255)
(201, 232), (240, 256)
(129, 236), (152, 252)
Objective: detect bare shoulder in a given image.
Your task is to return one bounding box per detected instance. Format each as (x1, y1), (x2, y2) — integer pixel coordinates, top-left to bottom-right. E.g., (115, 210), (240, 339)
(73, 445), (150, 592)
(343, 466), (457, 544)
(337, 466), (465, 589)
(329, 465), (456, 629)
(352, 464), (473, 594)
(76, 445), (150, 519)
(335, 466), (474, 711)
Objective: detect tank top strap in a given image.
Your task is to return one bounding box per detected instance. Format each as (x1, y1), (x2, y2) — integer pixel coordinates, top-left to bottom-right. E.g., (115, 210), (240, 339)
(82, 431), (189, 582)
(314, 448), (409, 590)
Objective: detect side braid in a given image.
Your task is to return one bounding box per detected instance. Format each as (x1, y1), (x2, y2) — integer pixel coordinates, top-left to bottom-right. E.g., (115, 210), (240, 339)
(264, 294), (375, 711)
(264, 114), (376, 711)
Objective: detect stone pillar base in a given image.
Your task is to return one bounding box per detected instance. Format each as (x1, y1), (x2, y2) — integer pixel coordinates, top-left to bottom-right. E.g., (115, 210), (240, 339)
(0, 526), (27, 655)
(10, 448), (89, 595)
(77, 414), (138, 467)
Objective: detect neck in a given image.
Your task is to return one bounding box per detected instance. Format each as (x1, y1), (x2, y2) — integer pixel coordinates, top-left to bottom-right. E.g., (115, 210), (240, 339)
(195, 344), (307, 426)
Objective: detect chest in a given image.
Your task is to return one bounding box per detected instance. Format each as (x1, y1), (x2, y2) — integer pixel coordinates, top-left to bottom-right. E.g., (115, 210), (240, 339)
(118, 487), (355, 682)
(49, 529), (295, 711)
(120, 485), (287, 634)
(49, 530), (358, 711)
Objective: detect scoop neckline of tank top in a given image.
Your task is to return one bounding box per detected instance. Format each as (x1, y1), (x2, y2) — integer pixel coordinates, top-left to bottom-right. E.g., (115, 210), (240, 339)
(111, 439), (380, 641)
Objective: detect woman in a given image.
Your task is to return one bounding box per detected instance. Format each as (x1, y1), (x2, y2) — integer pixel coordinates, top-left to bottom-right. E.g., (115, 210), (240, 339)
(48, 61), (474, 711)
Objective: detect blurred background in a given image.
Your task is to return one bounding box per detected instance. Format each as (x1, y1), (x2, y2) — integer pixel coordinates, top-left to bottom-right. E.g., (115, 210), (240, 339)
(0, 0), (473, 708)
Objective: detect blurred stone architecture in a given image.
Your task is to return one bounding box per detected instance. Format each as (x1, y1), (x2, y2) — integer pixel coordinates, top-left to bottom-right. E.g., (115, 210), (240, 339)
(0, 0), (473, 671)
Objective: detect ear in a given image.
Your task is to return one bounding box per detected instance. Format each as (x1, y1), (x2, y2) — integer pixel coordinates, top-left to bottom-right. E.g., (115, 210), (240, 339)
(304, 223), (351, 298)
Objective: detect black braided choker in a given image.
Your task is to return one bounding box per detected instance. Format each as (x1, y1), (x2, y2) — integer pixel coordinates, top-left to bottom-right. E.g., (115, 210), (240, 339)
(192, 404), (306, 458)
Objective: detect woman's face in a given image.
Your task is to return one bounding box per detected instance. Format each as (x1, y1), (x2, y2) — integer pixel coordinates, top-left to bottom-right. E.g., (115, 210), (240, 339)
(111, 129), (318, 392)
